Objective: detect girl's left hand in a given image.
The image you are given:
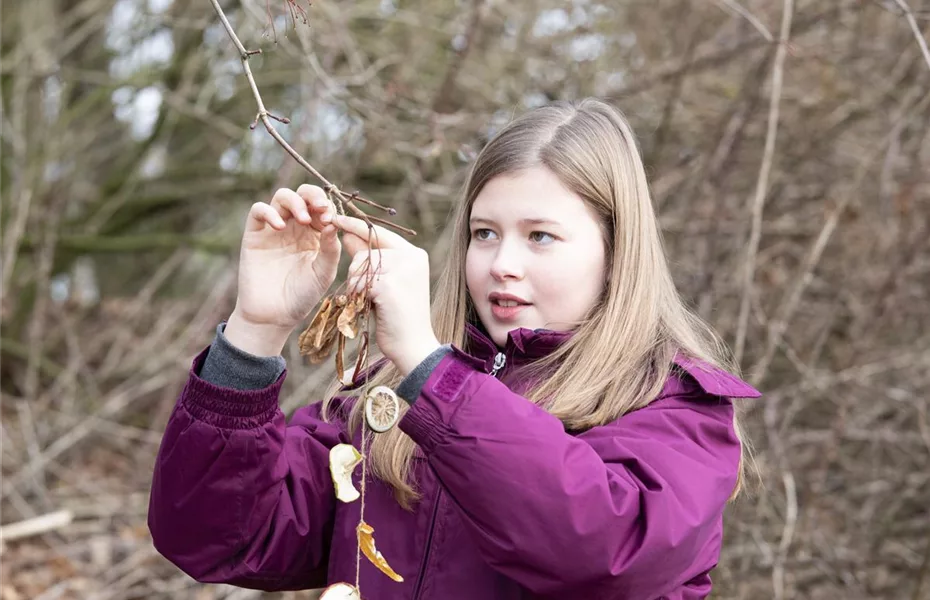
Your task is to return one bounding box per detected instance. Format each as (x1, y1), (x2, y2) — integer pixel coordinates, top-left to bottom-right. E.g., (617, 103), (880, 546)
(335, 215), (441, 376)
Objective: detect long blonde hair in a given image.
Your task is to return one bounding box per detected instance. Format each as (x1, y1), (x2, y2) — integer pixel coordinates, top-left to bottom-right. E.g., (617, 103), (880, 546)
(322, 98), (752, 509)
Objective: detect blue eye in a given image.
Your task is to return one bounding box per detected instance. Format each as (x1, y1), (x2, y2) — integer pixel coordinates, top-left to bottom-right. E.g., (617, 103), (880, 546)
(472, 228), (496, 240)
(530, 231), (555, 244)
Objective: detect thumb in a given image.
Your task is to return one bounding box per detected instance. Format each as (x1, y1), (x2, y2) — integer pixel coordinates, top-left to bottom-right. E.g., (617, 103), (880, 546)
(333, 215), (406, 250)
(340, 230), (369, 258)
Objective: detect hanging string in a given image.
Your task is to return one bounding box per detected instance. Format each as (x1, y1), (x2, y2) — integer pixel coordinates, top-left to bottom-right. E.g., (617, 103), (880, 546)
(354, 296), (376, 593)
(354, 424), (367, 589)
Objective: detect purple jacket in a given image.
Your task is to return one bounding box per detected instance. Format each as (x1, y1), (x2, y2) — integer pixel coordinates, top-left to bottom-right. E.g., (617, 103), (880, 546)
(149, 323), (761, 599)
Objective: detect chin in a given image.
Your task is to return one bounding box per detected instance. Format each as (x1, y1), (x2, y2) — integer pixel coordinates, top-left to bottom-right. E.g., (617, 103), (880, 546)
(487, 323), (527, 348)
(491, 331), (509, 347)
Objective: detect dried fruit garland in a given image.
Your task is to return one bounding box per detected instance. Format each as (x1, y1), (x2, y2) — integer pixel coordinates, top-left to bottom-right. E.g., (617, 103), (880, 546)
(300, 253), (404, 600)
(204, 0), (415, 593)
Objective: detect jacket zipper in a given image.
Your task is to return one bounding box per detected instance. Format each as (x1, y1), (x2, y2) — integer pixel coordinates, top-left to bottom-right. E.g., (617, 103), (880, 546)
(412, 351), (507, 598)
(489, 352), (506, 378)
(412, 488), (442, 600)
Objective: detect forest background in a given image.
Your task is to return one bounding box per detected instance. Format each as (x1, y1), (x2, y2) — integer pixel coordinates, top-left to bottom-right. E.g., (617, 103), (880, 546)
(1, 0), (929, 598)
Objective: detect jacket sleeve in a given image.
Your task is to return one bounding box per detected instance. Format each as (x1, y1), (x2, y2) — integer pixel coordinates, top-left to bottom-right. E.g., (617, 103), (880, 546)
(398, 349), (748, 599)
(148, 347), (349, 591)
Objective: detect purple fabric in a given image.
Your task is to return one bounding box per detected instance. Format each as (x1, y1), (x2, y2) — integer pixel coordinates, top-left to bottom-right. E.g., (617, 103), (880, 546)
(149, 324), (761, 599)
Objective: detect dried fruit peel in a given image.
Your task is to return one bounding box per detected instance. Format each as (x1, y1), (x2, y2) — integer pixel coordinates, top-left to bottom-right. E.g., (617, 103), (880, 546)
(336, 295), (361, 338)
(319, 582), (361, 600)
(299, 292), (369, 366)
(357, 521), (404, 582)
(329, 444), (362, 503)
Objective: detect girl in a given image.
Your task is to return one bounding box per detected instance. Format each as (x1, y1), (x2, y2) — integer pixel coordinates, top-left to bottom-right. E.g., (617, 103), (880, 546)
(149, 98), (761, 600)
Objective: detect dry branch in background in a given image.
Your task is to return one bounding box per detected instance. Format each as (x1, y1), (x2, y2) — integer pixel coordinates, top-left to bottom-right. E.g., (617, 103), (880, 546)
(734, 0), (793, 364)
(1, 0), (928, 598)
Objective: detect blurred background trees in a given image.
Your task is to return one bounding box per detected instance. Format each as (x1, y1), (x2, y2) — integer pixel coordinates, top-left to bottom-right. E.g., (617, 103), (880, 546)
(1, 0), (928, 597)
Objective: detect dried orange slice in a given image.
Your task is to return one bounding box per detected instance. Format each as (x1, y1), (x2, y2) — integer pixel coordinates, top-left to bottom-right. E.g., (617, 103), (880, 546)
(319, 582), (361, 600)
(364, 386), (400, 433)
(328, 444), (362, 503)
(357, 521), (404, 582)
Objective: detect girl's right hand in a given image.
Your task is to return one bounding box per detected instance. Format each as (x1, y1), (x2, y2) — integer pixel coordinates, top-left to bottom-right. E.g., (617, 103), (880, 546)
(225, 185), (340, 356)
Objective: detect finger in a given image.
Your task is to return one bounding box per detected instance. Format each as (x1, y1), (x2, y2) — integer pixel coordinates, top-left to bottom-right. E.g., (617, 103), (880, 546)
(349, 248), (387, 276)
(346, 274), (365, 297)
(333, 215), (407, 250)
(346, 249), (369, 277)
(346, 267), (382, 298)
(246, 202), (286, 231)
(269, 188), (312, 224)
(319, 222), (341, 258)
(296, 184), (335, 228)
(341, 230), (371, 258)
(296, 184), (332, 213)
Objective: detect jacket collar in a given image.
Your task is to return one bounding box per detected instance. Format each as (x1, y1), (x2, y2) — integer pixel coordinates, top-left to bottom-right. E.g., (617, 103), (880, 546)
(460, 321), (761, 399)
(464, 321), (571, 367)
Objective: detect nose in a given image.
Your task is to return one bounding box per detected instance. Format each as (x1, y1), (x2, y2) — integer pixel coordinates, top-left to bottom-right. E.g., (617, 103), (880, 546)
(489, 243), (524, 281)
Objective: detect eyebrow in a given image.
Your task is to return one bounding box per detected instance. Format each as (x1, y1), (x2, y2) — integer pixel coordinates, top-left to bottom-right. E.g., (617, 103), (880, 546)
(469, 217), (561, 227)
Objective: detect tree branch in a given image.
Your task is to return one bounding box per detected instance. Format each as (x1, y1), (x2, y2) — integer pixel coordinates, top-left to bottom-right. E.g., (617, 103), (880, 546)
(734, 0), (794, 364)
(892, 0), (930, 73)
(711, 0), (774, 42)
(206, 0), (415, 237)
(19, 234), (233, 254)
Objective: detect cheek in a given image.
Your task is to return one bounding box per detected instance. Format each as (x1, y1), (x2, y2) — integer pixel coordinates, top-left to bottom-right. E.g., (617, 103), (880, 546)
(535, 247), (605, 314)
(464, 249), (483, 294)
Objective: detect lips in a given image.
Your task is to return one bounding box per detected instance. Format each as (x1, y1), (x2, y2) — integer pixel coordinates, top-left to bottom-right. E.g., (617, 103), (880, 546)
(488, 292), (530, 307)
(488, 292), (531, 322)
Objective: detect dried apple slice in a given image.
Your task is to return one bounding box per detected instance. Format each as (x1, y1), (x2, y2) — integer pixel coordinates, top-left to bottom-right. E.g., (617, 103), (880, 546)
(319, 582), (361, 600)
(299, 296), (341, 363)
(306, 323), (339, 364)
(328, 444), (362, 503)
(364, 386), (401, 433)
(357, 521), (404, 582)
(337, 293), (363, 339)
(306, 297), (334, 348)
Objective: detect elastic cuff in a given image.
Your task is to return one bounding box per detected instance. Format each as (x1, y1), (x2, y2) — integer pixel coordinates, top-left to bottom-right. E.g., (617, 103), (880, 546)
(399, 353), (479, 453)
(182, 346), (285, 430)
(198, 322), (287, 390)
(395, 345), (453, 405)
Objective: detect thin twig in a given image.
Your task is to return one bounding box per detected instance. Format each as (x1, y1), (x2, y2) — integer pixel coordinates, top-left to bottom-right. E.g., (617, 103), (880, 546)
(734, 0), (794, 364)
(712, 0), (774, 42)
(772, 472), (798, 600)
(344, 201), (416, 236)
(2, 0), (41, 309)
(892, 0), (930, 73)
(205, 0), (414, 237)
(914, 533), (930, 600)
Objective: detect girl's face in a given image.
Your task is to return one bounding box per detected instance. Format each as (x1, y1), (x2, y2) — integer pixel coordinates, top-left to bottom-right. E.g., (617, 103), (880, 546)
(465, 166), (608, 348)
